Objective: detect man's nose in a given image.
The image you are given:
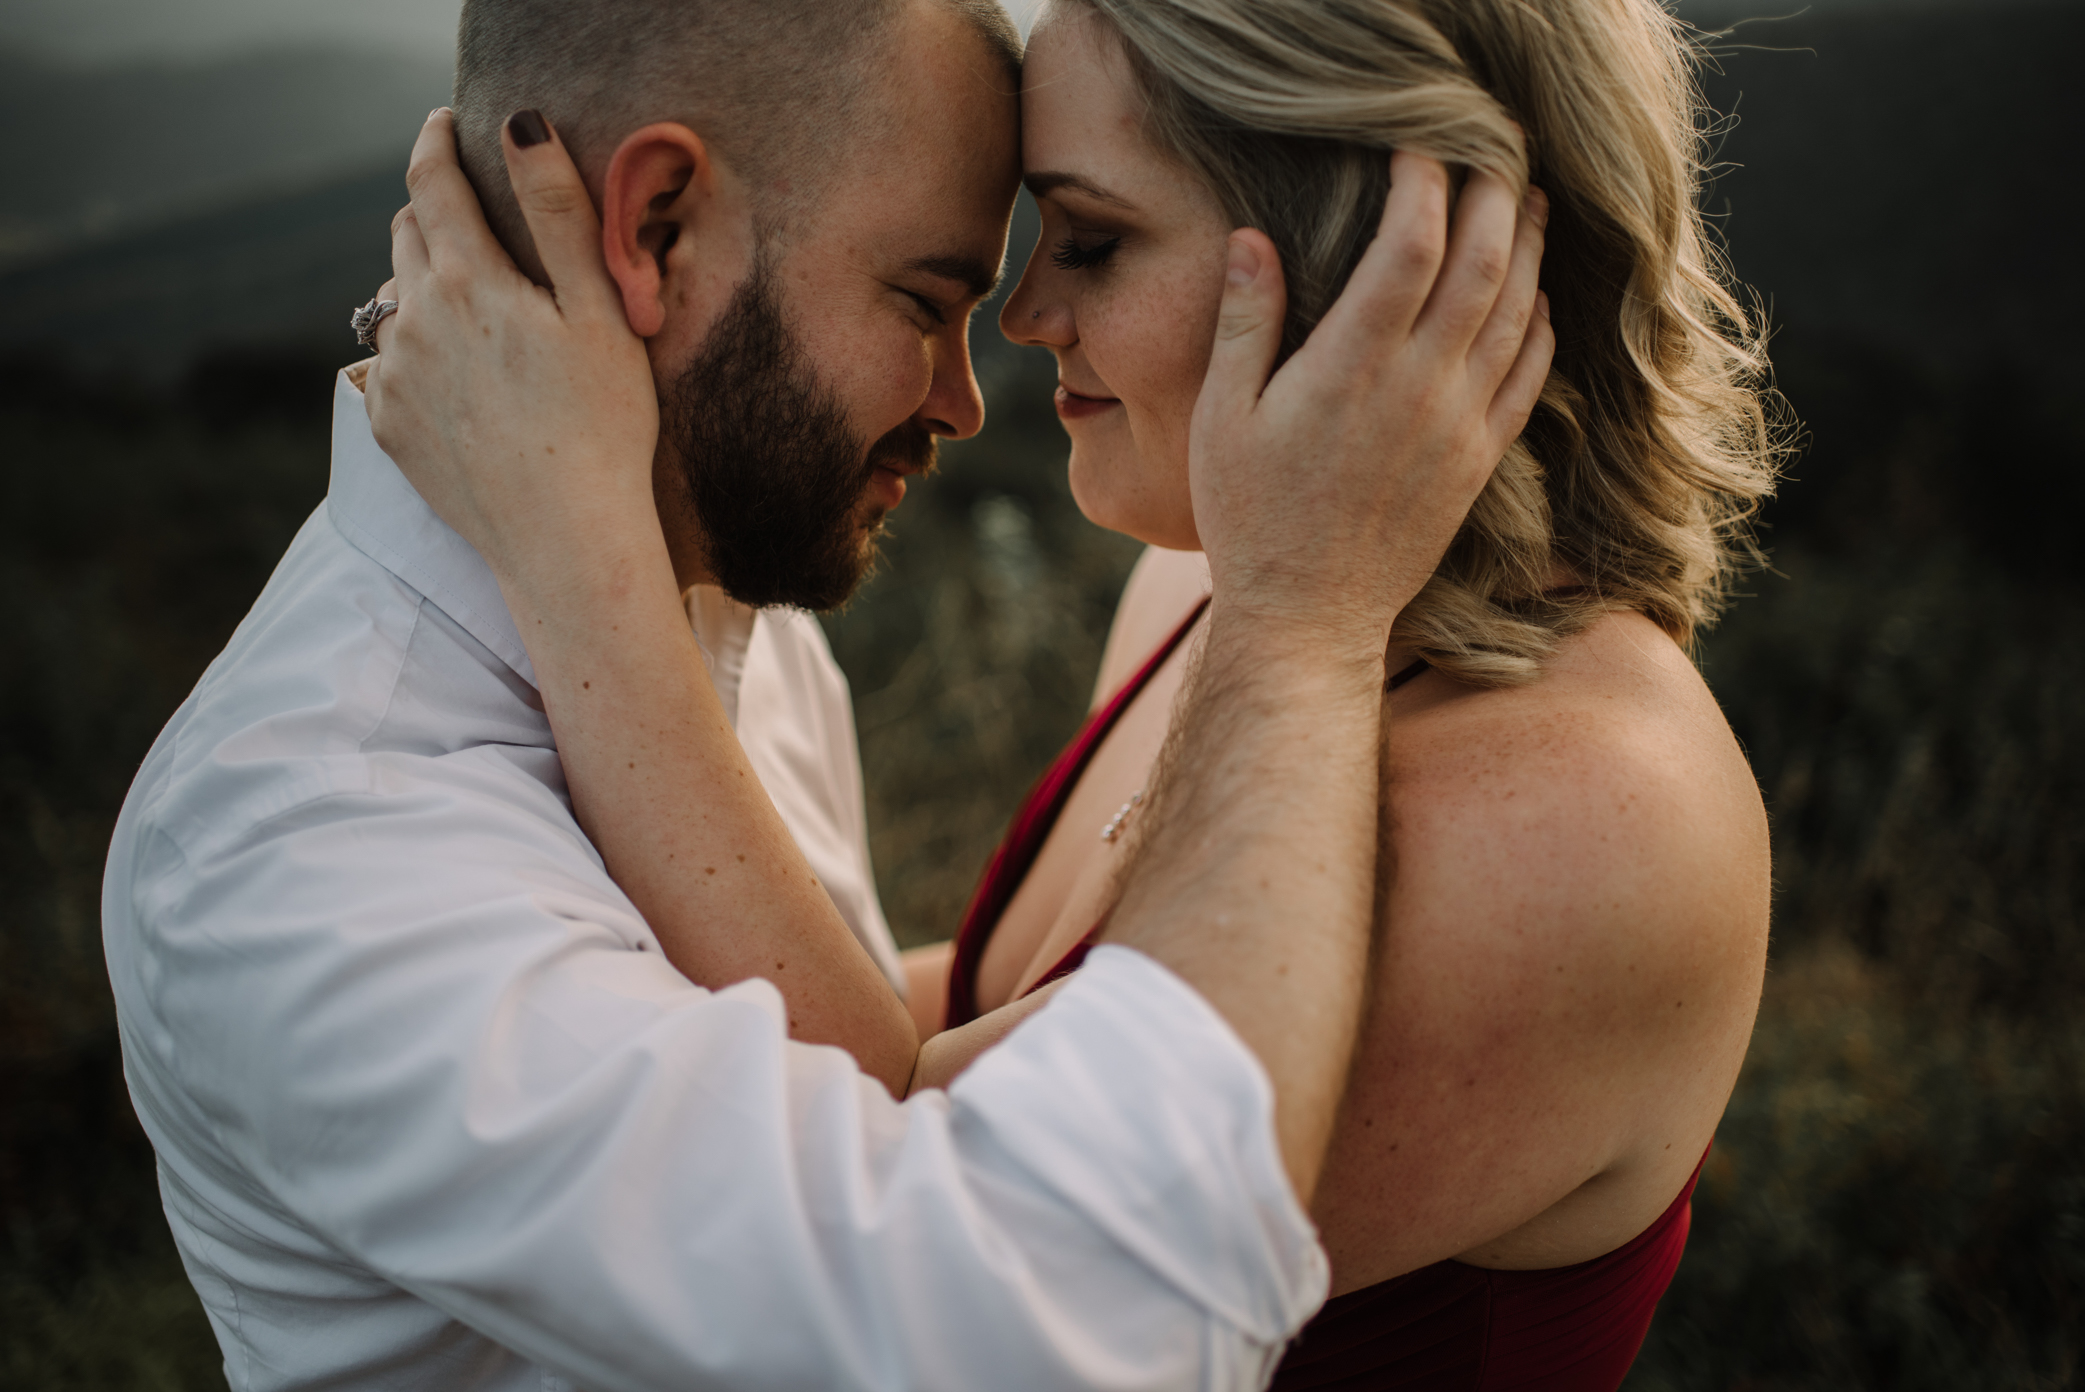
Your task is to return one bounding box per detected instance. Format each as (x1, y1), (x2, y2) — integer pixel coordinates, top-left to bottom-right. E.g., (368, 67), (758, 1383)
(919, 328), (986, 440)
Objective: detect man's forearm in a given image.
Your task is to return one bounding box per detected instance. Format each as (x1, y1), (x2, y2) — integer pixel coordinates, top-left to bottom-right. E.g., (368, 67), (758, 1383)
(1103, 607), (1388, 1201)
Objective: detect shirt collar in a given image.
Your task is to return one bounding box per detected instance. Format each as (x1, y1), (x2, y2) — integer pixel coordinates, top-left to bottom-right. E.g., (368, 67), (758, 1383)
(324, 367), (538, 687)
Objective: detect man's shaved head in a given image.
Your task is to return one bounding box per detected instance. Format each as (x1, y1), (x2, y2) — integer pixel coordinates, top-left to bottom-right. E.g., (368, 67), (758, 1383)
(454, 0), (1021, 277)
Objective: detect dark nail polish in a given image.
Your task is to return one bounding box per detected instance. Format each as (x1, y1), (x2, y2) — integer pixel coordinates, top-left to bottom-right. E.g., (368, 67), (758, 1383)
(508, 109), (550, 148)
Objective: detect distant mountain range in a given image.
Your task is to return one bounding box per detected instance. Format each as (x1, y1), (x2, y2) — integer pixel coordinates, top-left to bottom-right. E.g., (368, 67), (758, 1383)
(0, 0), (459, 65)
(0, 0), (2075, 387)
(0, 45), (450, 265)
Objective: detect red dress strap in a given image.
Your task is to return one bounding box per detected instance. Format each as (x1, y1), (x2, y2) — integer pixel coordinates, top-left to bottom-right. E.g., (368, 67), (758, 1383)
(1015, 654), (1430, 1002)
(942, 596), (1210, 1029)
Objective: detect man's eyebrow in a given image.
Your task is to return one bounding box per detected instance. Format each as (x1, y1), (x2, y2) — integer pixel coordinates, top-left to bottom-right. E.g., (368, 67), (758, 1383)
(1024, 171), (1133, 208)
(903, 254), (1002, 302)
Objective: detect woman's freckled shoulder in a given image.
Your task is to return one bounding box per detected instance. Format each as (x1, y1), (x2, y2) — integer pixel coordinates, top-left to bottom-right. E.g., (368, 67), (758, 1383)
(1387, 612), (1766, 921)
(1369, 647), (1768, 1090)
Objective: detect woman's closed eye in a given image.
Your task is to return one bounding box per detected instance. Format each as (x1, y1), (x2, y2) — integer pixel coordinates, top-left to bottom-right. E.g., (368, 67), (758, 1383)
(1050, 235), (1122, 272)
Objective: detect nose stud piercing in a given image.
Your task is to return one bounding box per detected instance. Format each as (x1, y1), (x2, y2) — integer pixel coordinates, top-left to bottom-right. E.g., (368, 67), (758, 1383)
(1032, 310), (1041, 319)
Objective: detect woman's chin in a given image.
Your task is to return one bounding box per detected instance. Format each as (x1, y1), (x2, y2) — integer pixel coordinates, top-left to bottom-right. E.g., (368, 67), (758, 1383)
(1066, 450), (1201, 551)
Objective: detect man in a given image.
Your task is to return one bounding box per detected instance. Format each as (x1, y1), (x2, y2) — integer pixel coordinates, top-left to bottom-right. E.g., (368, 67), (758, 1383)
(100, 0), (1547, 1387)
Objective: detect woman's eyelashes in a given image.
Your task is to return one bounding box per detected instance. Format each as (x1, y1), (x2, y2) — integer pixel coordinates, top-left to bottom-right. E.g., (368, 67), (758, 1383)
(1050, 235), (1122, 272)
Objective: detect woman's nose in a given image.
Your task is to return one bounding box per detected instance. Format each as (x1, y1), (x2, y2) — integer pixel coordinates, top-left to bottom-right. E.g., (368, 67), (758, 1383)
(1000, 262), (1073, 349)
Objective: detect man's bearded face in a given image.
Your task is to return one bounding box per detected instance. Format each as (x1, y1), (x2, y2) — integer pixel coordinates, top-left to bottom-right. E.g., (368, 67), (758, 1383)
(662, 259), (936, 612)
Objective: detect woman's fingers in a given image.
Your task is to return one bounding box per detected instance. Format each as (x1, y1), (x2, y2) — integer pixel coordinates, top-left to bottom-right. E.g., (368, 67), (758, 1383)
(404, 109), (513, 275)
(388, 200), (430, 304)
(1468, 187), (1547, 384)
(1416, 169), (1520, 352)
(500, 110), (622, 319)
(1193, 231), (1287, 443)
(369, 275), (403, 356)
(372, 198), (428, 363)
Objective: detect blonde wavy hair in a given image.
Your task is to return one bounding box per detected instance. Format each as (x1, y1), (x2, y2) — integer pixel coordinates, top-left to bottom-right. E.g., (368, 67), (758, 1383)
(1066, 0), (1782, 684)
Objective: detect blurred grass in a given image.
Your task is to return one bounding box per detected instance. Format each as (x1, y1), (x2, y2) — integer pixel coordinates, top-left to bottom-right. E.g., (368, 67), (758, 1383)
(823, 342), (1142, 943)
(1, 321), (2079, 1388)
(0, 353), (337, 1389)
(1631, 547), (2085, 1390)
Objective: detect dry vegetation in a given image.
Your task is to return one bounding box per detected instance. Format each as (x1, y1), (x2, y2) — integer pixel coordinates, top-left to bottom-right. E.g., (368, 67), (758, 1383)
(1, 318), (2078, 1388)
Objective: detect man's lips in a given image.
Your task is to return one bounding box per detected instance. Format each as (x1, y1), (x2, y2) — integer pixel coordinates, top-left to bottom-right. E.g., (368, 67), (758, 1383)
(868, 460), (927, 511)
(1055, 385), (1121, 421)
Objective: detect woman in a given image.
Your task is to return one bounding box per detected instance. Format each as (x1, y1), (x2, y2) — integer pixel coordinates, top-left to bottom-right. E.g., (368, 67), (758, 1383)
(376, 0), (1772, 1384)
(908, 2), (1774, 1385)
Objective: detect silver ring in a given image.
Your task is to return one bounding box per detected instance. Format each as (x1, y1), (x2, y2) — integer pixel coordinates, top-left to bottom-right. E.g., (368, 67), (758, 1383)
(351, 298), (399, 349)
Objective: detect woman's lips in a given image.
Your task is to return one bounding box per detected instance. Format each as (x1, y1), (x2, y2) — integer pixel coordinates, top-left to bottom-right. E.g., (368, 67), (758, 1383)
(1055, 385), (1121, 420)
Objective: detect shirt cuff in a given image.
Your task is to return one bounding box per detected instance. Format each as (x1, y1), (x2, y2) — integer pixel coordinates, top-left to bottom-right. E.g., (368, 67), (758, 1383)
(948, 943), (1330, 1346)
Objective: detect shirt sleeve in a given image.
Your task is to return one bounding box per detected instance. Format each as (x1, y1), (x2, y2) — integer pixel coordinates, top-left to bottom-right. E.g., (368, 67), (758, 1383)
(117, 757), (1328, 1392)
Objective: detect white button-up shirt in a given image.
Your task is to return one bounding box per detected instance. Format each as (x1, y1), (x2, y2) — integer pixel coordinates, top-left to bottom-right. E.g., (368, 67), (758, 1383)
(100, 371), (1328, 1392)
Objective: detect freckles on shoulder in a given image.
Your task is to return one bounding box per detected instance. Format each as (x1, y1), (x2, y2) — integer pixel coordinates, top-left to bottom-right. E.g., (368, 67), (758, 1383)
(1379, 663), (1769, 1006)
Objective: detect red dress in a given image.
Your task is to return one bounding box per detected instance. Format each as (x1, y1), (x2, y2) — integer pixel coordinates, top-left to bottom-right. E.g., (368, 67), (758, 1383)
(944, 600), (1701, 1389)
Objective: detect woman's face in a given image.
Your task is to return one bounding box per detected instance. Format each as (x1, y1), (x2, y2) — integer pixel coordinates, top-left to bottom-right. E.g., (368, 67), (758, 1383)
(1000, 4), (1232, 551)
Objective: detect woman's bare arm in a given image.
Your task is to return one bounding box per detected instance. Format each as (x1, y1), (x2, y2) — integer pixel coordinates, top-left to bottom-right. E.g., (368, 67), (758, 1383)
(368, 112), (920, 1093)
(900, 941), (954, 1041)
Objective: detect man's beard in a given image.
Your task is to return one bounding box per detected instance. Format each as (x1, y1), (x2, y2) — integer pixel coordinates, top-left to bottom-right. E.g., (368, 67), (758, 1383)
(662, 258), (936, 611)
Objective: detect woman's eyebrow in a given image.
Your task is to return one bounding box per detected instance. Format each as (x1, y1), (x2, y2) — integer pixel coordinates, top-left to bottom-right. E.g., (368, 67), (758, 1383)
(1024, 171), (1134, 209)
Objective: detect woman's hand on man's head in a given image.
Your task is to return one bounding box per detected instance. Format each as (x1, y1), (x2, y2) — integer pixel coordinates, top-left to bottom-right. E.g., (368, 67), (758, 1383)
(364, 107), (663, 605)
(1189, 152), (1552, 655)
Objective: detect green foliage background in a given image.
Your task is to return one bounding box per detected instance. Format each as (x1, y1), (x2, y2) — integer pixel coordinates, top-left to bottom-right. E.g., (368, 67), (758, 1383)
(2, 2), (2081, 1387)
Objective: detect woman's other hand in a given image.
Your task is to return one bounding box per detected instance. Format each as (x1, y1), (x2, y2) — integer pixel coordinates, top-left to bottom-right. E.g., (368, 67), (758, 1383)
(1191, 154), (1552, 648)
(364, 108), (662, 600)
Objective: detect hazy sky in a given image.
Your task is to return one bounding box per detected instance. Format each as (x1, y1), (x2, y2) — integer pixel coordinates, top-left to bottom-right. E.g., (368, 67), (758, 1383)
(0, 0), (1050, 64)
(0, 0), (1976, 65)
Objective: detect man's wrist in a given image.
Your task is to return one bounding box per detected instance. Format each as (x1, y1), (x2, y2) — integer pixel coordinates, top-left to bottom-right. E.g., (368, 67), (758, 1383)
(1201, 598), (1396, 687)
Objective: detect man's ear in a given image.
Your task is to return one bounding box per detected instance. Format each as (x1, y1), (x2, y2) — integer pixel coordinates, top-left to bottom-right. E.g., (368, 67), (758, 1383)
(599, 123), (713, 338)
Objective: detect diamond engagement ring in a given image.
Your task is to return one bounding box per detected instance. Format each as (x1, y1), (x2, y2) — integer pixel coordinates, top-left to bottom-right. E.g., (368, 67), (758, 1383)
(351, 298), (399, 349)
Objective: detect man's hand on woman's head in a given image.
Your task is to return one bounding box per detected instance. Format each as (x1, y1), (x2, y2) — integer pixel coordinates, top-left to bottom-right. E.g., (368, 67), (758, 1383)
(1190, 152), (1552, 651)
(364, 107), (662, 603)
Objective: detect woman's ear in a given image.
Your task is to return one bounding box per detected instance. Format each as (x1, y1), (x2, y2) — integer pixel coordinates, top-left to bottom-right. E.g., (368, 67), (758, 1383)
(599, 123), (712, 338)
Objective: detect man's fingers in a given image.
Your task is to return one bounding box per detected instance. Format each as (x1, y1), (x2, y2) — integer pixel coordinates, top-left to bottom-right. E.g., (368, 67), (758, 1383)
(1314, 152), (1448, 349)
(501, 110), (620, 317)
(405, 109), (512, 273)
(1487, 291), (1555, 443)
(1468, 187), (1547, 383)
(1194, 231), (1287, 442)
(1416, 169), (1520, 350)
